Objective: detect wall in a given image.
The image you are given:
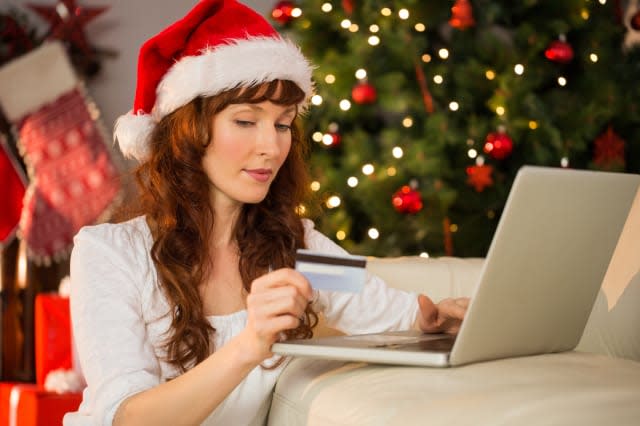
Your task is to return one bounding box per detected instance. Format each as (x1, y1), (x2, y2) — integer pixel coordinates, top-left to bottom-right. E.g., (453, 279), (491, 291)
(6, 0), (273, 140)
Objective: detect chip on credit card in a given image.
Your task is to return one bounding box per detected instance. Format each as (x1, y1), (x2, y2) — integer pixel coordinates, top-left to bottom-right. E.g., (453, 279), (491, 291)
(295, 249), (367, 293)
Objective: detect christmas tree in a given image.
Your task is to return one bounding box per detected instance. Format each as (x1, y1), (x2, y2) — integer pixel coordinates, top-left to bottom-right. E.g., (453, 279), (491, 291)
(270, 0), (640, 257)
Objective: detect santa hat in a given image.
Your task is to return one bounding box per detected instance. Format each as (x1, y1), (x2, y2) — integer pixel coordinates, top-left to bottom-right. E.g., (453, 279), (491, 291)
(115, 0), (314, 162)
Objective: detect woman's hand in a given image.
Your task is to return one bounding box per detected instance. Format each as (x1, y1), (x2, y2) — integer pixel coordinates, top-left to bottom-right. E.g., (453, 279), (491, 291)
(416, 294), (470, 334)
(238, 268), (313, 364)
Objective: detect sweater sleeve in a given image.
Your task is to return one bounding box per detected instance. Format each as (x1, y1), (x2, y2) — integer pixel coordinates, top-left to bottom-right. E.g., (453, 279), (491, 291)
(302, 220), (419, 334)
(69, 223), (162, 425)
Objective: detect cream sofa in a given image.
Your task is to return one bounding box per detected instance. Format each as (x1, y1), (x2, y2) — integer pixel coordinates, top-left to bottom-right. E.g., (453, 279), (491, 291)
(268, 256), (640, 425)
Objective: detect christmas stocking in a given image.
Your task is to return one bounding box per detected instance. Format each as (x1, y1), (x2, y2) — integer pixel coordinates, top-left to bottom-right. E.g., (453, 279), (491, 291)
(0, 41), (121, 264)
(0, 134), (27, 247)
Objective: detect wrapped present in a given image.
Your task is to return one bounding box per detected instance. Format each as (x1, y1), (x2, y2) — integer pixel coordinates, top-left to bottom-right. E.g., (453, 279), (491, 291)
(34, 294), (72, 386)
(0, 382), (82, 426)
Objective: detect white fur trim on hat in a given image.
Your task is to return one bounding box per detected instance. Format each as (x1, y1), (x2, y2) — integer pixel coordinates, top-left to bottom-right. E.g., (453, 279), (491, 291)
(153, 36), (314, 120)
(114, 111), (155, 161)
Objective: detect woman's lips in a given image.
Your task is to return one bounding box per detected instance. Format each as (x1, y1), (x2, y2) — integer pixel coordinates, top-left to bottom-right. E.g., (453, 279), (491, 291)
(244, 168), (272, 182)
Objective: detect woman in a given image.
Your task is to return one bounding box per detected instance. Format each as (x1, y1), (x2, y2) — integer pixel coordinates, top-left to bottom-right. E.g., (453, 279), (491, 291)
(65, 1), (468, 425)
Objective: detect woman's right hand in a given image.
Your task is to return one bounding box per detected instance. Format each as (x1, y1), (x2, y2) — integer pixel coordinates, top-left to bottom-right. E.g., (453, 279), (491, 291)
(238, 268), (313, 364)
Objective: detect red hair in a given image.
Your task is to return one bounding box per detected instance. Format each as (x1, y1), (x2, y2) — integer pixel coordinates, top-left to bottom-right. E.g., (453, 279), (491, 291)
(123, 80), (317, 372)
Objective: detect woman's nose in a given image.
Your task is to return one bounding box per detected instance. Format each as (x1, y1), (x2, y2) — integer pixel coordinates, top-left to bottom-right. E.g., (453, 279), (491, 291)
(256, 124), (281, 156)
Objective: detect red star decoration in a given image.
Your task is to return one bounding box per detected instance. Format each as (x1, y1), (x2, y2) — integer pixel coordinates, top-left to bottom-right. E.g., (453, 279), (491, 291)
(28, 0), (108, 55)
(466, 164), (494, 192)
(593, 126), (625, 171)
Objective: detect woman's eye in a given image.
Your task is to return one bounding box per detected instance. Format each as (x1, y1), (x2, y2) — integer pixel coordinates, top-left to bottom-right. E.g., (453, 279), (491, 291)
(275, 123), (292, 132)
(235, 120), (254, 127)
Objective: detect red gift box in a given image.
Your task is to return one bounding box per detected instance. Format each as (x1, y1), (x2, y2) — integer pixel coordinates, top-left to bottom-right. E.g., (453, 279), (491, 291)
(0, 382), (81, 426)
(34, 294), (73, 386)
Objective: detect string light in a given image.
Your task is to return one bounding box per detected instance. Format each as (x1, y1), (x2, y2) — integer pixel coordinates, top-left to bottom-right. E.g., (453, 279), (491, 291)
(514, 64), (525, 75)
(529, 121), (538, 130)
(386, 167), (397, 176)
(339, 99), (352, 110)
(336, 230), (346, 240)
(312, 131), (323, 142)
(347, 177), (359, 187)
(449, 101), (459, 111)
(402, 117), (413, 127)
(581, 9), (590, 20)
(433, 75), (443, 84)
(557, 76), (567, 86)
(368, 228), (380, 239)
(368, 35), (380, 46)
(496, 106), (506, 116)
(324, 74), (336, 84)
(561, 157), (570, 168)
(362, 164), (375, 175)
(341, 19), (351, 29)
(322, 134), (335, 145)
(438, 48), (449, 59)
(349, 23), (359, 32)
(321, 2), (332, 13)
(311, 95), (323, 105)
(485, 70), (496, 80)
(380, 8), (392, 16)
(355, 69), (367, 80)
(468, 148), (478, 158)
(326, 195), (341, 208)
(392, 147), (404, 158)
(398, 8), (409, 19)
(291, 7), (302, 18)
(369, 24), (379, 33)
(310, 181), (321, 191)
(296, 204), (307, 215)
(590, 53), (598, 63)
(421, 54), (432, 63)
(419, 252), (430, 258)
(415, 23), (426, 32)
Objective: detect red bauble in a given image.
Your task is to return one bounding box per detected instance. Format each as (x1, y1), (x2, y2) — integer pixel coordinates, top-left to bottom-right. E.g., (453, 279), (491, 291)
(351, 82), (377, 104)
(449, 0), (475, 30)
(544, 39), (574, 64)
(392, 185), (423, 214)
(631, 10), (640, 31)
(271, 1), (295, 25)
(593, 126), (625, 170)
(325, 131), (341, 147)
(483, 131), (514, 160)
(342, 0), (355, 15)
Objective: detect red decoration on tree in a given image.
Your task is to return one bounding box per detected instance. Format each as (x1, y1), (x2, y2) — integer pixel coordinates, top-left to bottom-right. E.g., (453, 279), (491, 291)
(0, 15), (35, 65)
(593, 126), (626, 171)
(271, 1), (296, 25)
(544, 38), (574, 64)
(449, 0), (475, 30)
(392, 185), (423, 214)
(466, 164), (494, 192)
(631, 10), (640, 31)
(483, 130), (514, 160)
(342, 0), (355, 15)
(27, 0), (108, 56)
(351, 81), (377, 104)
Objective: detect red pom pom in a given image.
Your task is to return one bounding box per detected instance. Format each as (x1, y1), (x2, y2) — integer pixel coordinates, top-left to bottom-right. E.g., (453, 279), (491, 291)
(631, 10), (640, 31)
(483, 131), (514, 160)
(392, 186), (423, 214)
(351, 82), (377, 104)
(544, 39), (574, 64)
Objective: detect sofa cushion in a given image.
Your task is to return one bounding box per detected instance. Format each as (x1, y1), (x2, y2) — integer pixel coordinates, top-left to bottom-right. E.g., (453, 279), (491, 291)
(269, 352), (640, 426)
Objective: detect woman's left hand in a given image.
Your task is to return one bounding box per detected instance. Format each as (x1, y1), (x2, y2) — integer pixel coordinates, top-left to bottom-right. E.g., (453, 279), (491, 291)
(416, 294), (470, 334)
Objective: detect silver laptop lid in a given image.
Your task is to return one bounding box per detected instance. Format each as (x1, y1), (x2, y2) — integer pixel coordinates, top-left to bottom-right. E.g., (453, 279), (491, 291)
(450, 166), (640, 366)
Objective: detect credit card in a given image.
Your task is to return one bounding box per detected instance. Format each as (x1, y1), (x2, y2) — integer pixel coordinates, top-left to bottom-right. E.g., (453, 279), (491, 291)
(295, 249), (367, 293)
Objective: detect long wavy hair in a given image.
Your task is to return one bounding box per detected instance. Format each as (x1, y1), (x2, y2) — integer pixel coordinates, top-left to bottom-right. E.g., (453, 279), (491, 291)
(125, 80), (318, 372)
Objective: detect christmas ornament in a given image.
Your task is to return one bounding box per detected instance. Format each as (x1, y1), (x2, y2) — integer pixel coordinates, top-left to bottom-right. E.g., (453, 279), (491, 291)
(449, 0), (475, 30)
(342, 0), (355, 15)
(466, 164), (494, 192)
(271, 1), (296, 25)
(544, 37), (574, 64)
(27, 0), (107, 55)
(593, 126), (625, 171)
(27, 0), (108, 77)
(414, 61), (434, 114)
(0, 135), (27, 246)
(0, 42), (121, 264)
(351, 81), (377, 104)
(483, 130), (514, 160)
(392, 185), (423, 214)
(324, 122), (341, 147)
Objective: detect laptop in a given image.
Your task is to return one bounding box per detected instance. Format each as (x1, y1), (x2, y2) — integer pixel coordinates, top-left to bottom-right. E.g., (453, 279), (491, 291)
(272, 166), (640, 367)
